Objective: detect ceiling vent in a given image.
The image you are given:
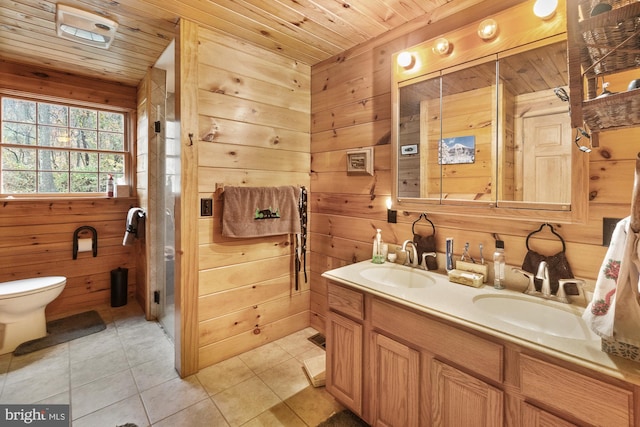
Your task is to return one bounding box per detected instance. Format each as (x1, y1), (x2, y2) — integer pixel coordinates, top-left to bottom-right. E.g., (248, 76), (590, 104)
(56, 4), (118, 49)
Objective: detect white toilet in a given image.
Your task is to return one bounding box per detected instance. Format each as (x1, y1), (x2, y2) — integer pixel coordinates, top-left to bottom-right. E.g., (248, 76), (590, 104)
(0, 276), (66, 354)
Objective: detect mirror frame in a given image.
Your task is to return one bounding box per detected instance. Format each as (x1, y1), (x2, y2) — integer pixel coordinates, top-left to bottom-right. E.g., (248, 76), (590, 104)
(391, 1), (588, 224)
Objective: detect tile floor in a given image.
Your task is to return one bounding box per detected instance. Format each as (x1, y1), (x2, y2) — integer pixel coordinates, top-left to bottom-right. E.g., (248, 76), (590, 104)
(0, 302), (344, 426)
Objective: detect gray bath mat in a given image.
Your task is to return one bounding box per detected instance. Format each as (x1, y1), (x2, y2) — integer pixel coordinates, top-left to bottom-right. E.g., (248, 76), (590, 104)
(13, 310), (106, 356)
(317, 410), (369, 427)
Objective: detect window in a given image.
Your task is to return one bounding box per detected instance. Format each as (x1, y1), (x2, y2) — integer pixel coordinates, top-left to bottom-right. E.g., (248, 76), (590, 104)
(0, 96), (127, 195)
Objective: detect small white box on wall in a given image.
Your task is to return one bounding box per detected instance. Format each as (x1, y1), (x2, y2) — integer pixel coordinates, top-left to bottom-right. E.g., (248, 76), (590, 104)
(116, 185), (130, 198)
(346, 147), (374, 176)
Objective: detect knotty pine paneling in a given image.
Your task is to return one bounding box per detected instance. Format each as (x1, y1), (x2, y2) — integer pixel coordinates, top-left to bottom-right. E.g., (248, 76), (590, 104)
(309, 3), (640, 336)
(0, 62), (139, 318)
(0, 198), (138, 316)
(195, 27), (311, 370)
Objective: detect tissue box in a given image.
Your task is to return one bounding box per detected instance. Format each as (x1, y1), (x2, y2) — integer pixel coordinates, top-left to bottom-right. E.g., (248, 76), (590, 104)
(115, 185), (130, 198)
(601, 337), (640, 362)
(448, 269), (484, 288)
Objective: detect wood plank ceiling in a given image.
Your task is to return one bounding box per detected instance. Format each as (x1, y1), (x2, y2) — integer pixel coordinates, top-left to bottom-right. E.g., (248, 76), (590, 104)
(0, 0), (488, 87)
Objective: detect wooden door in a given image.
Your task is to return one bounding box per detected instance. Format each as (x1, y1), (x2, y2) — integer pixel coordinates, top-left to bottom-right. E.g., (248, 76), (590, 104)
(326, 311), (363, 415)
(431, 359), (503, 427)
(370, 333), (420, 427)
(522, 112), (571, 203)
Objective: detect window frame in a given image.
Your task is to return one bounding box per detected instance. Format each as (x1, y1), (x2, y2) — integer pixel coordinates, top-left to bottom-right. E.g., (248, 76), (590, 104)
(0, 92), (134, 199)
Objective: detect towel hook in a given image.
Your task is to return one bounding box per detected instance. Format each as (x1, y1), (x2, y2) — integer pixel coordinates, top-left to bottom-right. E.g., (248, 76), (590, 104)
(412, 213), (435, 236)
(525, 223), (566, 252)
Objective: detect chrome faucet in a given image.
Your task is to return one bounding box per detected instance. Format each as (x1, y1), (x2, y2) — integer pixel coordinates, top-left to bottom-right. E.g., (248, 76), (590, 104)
(512, 264), (584, 304)
(536, 261), (551, 297)
(420, 252), (437, 270)
(401, 240), (419, 267)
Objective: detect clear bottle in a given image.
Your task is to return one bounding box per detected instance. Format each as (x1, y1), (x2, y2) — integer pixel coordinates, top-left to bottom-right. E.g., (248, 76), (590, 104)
(372, 229), (384, 264)
(493, 240), (505, 289)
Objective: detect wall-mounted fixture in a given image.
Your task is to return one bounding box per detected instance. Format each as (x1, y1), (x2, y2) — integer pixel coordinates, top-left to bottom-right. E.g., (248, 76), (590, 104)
(56, 4), (118, 49)
(533, 0), (558, 20)
(386, 198), (397, 223)
(477, 19), (498, 40)
(397, 51), (416, 69)
(574, 127), (592, 153)
(433, 38), (451, 56)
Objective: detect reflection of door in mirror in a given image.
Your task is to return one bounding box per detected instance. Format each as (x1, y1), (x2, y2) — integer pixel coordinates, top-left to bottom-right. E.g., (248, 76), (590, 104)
(522, 112), (571, 203)
(499, 40), (570, 206)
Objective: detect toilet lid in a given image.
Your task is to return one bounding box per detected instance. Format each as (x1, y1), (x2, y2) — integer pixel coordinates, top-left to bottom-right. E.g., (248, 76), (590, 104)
(0, 276), (66, 297)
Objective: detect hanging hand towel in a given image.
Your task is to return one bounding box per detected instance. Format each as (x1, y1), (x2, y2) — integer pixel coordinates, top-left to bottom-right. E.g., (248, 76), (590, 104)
(583, 216), (640, 347)
(222, 186), (301, 238)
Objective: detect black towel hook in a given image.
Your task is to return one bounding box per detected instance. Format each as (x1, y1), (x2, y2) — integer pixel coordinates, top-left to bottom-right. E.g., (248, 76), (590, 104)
(73, 225), (98, 259)
(525, 223), (566, 252)
(412, 213), (435, 236)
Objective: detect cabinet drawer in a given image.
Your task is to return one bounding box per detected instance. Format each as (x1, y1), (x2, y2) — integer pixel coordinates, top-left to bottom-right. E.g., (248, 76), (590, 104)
(371, 298), (503, 382)
(520, 354), (632, 427)
(328, 282), (364, 320)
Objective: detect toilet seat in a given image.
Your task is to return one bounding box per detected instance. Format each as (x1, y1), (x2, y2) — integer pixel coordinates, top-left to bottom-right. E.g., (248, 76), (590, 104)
(0, 277), (67, 299)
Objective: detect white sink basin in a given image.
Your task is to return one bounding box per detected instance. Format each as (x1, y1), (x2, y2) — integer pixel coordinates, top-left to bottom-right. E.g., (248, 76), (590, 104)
(359, 264), (435, 288)
(472, 294), (591, 340)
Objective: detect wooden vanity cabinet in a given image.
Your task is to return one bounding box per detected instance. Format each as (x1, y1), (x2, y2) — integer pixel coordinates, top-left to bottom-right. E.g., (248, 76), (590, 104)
(370, 332), (420, 427)
(518, 354), (633, 427)
(325, 280), (637, 426)
(326, 283), (365, 416)
(431, 359), (503, 427)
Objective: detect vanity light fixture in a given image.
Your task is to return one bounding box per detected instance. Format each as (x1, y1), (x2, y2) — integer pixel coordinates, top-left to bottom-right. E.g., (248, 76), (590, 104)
(533, 0), (558, 20)
(397, 51), (416, 69)
(477, 19), (498, 40)
(433, 38), (451, 56)
(386, 197), (397, 223)
(56, 4), (118, 49)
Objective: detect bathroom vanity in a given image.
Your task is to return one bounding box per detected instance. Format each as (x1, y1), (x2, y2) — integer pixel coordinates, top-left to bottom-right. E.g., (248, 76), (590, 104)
(323, 261), (640, 426)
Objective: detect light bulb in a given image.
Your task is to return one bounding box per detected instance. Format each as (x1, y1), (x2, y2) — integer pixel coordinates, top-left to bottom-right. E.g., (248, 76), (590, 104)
(386, 197), (393, 210)
(397, 51), (415, 69)
(477, 19), (498, 40)
(533, 0), (558, 20)
(433, 38), (451, 56)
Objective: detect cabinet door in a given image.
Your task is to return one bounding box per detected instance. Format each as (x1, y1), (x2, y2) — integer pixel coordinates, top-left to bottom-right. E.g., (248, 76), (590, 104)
(326, 311), (363, 415)
(370, 333), (419, 427)
(431, 359), (503, 427)
(520, 402), (577, 427)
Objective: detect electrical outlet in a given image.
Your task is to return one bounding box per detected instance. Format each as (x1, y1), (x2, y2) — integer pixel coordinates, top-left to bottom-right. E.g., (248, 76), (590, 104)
(603, 217), (622, 246)
(201, 198), (213, 217)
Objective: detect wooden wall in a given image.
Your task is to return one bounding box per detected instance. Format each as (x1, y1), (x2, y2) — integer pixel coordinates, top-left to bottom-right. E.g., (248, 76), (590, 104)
(309, 2), (640, 334)
(194, 27), (311, 369)
(0, 61), (139, 317)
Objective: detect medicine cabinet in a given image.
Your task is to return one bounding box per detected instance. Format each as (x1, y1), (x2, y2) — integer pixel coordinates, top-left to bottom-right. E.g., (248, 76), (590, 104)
(391, 1), (588, 223)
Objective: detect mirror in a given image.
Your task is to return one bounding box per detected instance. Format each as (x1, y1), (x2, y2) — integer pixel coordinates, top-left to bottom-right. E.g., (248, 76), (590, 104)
(395, 40), (574, 213)
(497, 41), (570, 206)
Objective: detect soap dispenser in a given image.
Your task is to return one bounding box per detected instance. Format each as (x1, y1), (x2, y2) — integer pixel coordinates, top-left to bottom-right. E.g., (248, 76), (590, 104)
(372, 229), (385, 264)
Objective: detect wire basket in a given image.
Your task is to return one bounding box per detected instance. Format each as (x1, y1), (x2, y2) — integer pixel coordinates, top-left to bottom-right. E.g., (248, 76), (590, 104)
(579, 2), (640, 77)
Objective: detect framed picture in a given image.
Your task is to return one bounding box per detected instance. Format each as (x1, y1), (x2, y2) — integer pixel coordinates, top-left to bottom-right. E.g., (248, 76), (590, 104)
(346, 147), (374, 176)
(438, 135), (476, 165)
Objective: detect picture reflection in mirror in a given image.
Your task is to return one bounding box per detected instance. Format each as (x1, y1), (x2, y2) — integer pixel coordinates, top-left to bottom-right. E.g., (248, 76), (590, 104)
(396, 41), (570, 207)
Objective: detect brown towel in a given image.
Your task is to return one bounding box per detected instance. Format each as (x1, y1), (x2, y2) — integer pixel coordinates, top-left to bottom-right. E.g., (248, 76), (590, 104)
(222, 186), (301, 238)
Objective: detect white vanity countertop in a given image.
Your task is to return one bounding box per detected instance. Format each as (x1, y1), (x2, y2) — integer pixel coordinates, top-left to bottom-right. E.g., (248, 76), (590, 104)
(322, 260), (640, 385)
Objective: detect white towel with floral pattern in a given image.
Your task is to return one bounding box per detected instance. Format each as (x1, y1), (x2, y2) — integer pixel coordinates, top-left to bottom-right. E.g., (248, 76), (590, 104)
(583, 217), (640, 347)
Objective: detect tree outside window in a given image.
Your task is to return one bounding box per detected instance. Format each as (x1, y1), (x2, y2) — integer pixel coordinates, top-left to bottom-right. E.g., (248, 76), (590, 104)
(0, 97), (127, 195)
